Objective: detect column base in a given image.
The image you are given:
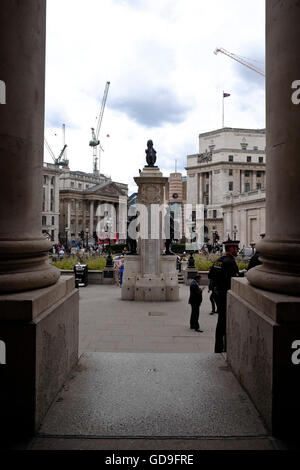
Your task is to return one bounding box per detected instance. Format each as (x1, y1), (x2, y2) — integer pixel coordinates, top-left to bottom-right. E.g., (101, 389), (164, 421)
(0, 276), (79, 436)
(0, 238), (60, 293)
(227, 277), (300, 437)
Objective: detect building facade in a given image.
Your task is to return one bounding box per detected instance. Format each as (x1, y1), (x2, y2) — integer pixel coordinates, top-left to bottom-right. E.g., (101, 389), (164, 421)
(42, 163), (128, 245)
(186, 127), (266, 247)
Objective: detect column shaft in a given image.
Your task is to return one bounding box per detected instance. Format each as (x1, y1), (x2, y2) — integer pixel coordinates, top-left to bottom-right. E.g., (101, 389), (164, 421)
(0, 0), (59, 292)
(247, 0), (300, 295)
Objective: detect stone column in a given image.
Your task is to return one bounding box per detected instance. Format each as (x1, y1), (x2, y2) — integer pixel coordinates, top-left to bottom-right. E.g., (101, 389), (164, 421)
(208, 172), (212, 205)
(198, 173), (203, 205)
(75, 200), (79, 238)
(247, 0), (300, 296)
(0, 0), (59, 292)
(89, 200), (94, 235)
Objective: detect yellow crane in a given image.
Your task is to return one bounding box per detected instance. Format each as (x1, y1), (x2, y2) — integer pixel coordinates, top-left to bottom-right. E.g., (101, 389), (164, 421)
(214, 47), (265, 77)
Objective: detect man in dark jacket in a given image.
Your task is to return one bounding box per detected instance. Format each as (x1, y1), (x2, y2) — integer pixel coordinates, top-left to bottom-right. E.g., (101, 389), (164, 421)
(208, 238), (240, 352)
(189, 274), (205, 332)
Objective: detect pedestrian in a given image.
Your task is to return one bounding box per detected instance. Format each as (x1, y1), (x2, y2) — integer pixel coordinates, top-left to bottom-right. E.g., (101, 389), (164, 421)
(119, 256), (125, 286)
(208, 238), (240, 353)
(208, 278), (217, 315)
(247, 233), (265, 271)
(188, 274), (205, 332)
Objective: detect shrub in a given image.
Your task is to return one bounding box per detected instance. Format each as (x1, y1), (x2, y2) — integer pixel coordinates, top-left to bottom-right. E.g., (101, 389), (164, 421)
(171, 243), (186, 253)
(52, 255), (107, 271)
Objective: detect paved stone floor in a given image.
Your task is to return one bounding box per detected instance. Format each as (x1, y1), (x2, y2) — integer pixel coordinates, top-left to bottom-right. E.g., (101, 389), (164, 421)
(79, 284), (218, 355)
(26, 284), (280, 450)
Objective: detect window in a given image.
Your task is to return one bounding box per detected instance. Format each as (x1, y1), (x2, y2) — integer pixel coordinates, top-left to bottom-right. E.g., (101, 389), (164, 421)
(247, 156), (252, 163)
(86, 184), (89, 189)
(71, 182), (75, 188)
(257, 171), (262, 177)
(51, 177), (55, 185)
(245, 171), (250, 177)
(228, 155), (233, 162)
(229, 169), (233, 176)
(206, 172), (209, 178)
(253, 146), (258, 150)
(259, 157), (264, 163)
(192, 211), (196, 222)
(43, 175), (47, 184)
(205, 184), (209, 193)
(205, 197), (209, 205)
(42, 216), (47, 226)
(42, 187), (46, 212)
(245, 183), (250, 192)
(79, 183), (82, 189)
(51, 216), (55, 225)
(257, 183), (262, 189)
(204, 210), (207, 219)
(229, 182), (233, 191)
(213, 210), (217, 219)
(241, 143), (248, 150)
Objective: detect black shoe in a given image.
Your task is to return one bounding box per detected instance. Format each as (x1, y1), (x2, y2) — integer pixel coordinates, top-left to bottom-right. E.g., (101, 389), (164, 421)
(195, 329), (203, 332)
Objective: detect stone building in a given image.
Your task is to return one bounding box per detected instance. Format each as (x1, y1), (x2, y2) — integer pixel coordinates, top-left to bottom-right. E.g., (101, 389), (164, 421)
(58, 169), (128, 244)
(164, 172), (187, 241)
(186, 127), (266, 246)
(222, 189), (266, 247)
(42, 163), (61, 243)
(41, 163), (128, 245)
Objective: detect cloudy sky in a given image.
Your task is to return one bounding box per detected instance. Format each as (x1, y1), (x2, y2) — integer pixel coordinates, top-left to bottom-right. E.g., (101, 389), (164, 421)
(44, 0), (265, 193)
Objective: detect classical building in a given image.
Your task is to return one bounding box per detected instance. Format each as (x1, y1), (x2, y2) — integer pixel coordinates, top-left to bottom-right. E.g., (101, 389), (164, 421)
(42, 163), (61, 243)
(186, 127), (266, 246)
(222, 189), (266, 247)
(165, 172), (187, 241)
(42, 163), (128, 245)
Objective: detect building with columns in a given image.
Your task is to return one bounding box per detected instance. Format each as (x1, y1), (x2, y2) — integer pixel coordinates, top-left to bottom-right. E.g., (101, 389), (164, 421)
(58, 169), (127, 244)
(42, 163), (128, 245)
(186, 127), (266, 246)
(42, 163), (61, 243)
(222, 189), (266, 247)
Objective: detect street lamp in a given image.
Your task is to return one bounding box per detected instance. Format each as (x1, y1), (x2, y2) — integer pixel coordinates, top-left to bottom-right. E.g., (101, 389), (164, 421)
(233, 225), (238, 241)
(65, 226), (69, 248)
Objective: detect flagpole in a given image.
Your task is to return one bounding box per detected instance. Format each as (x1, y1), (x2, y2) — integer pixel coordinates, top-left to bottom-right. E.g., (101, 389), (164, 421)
(222, 90), (224, 128)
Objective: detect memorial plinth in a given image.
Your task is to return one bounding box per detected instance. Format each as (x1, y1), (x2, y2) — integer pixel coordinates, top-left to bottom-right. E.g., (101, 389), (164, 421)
(121, 165), (179, 301)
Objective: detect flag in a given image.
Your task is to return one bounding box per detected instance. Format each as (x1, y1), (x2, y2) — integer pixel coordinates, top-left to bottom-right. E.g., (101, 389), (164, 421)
(223, 92), (231, 98)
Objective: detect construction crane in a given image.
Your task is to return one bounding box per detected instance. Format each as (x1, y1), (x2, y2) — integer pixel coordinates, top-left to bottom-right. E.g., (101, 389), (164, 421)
(89, 81), (110, 176)
(214, 47), (265, 77)
(44, 124), (69, 168)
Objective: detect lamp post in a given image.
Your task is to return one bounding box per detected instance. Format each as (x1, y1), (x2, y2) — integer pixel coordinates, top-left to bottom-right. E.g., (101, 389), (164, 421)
(65, 226), (69, 249)
(233, 225), (238, 241)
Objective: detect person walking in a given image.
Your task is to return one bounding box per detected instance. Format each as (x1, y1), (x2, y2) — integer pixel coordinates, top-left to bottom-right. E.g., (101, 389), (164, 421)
(118, 256), (125, 287)
(208, 238), (240, 353)
(188, 274), (205, 332)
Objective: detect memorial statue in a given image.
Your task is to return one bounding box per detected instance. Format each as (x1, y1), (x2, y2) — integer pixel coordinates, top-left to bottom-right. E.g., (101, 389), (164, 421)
(145, 139), (157, 167)
(164, 208), (175, 256)
(127, 213), (138, 255)
(105, 249), (114, 267)
(188, 252), (195, 268)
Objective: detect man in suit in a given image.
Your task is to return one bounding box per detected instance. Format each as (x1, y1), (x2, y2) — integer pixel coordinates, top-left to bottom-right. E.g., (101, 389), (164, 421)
(189, 274), (205, 332)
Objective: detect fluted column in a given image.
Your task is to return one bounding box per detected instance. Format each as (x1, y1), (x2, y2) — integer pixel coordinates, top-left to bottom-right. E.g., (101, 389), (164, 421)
(247, 0), (300, 296)
(0, 0), (59, 292)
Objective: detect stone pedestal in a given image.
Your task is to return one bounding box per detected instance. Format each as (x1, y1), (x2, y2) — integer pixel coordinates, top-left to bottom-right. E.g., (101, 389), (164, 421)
(121, 165), (179, 301)
(227, 278), (300, 437)
(103, 267), (115, 285)
(184, 268), (198, 285)
(0, 276), (79, 435)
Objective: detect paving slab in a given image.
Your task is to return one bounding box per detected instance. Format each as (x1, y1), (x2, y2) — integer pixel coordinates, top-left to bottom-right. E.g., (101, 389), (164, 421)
(78, 285), (217, 354)
(38, 352), (268, 438)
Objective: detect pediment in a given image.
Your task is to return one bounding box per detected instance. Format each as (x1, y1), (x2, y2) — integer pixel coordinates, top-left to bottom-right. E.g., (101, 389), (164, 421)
(89, 182), (127, 197)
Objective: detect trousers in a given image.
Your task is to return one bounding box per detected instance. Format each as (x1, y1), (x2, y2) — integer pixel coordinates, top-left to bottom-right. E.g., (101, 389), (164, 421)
(214, 292), (227, 353)
(190, 303), (200, 330)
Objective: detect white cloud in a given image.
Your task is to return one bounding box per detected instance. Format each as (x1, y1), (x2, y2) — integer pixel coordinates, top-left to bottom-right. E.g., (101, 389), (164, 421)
(45, 0), (265, 193)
